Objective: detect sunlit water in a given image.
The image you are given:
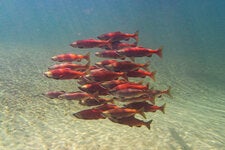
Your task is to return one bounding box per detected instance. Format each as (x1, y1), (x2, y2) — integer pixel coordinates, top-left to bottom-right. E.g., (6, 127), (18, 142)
(0, 0), (224, 149)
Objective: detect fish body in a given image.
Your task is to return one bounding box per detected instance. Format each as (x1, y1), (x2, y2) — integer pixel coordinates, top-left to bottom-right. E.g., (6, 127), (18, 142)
(85, 70), (128, 82)
(73, 104), (119, 120)
(70, 38), (112, 49)
(125, 102), (166, 114)
(97, 31), (139, 42)
(73, 109), (105, 120)
(78, 82), (108, 95)
(102, 107), (145, 119)
(100, 79), (128, 89)
(51, 52), (90, 62)
(111, 82), (149, 91)
(42, 91), (65, 99)
(104, 61), (149, 72)
(100, 41), (137, 50)
(95, 50), (125, 60)
(95, 59), (118, 68)
(109, 116), (152, 130)
(44, 68), (85, 80)
(116, 47), (162, 58)
(127, 69), (156, 81)
(110, 88), (149, 98)
(95, 104), (119, 111)
(79, 97), (112, 106)
(115, 95), (155, 104)
(58, 91), (96, 101)
(48, 62), (90, 71)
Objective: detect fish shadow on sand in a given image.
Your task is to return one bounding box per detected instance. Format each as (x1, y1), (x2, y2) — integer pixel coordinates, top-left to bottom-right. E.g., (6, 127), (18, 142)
(169, 128), (192, 150)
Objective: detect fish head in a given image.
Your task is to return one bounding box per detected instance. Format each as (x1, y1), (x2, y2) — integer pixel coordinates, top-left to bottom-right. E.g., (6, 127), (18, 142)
(78, 84), (91, 92)
(95, 61), (103, 68)
(44, 71), (53, 78)
(97, 35), (105, 40)
(103, 64), (114, 71)
(70, 42), (78, 48)
(101, 111), (111, 118)
(84, 74), (94, 81)
(57, 94), (65, 99)
(73, 112), (82, 119)
(51, 56), (58, 61)
(95, 52), (103, 57)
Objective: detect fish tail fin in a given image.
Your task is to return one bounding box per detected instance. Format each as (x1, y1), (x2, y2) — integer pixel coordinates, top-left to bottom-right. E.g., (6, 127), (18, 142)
(142, 60), (150, 71)
(160, 103), (166, 114)
(156, 47), (163, 58)
(84, 52), (90, 61)
(121, 72), (128, 81)
(133, 41), (138, 46)
(138, 107), (146, 119)
(134, 30), (139, 43)
(146, 82), (150, 89)
(145, 119), (153, 130)
(149, 71), (156, 81)
(85, 60), (91, 68)
(164, 86), (172, 98)
(106, 39), (113, 50)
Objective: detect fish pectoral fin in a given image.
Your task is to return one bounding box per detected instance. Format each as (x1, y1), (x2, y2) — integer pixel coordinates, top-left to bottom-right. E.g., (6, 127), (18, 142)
(138, 107), (146, 119)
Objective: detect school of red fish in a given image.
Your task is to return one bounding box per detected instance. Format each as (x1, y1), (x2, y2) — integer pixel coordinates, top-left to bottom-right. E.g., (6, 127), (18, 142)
(43, 31), (172, 130)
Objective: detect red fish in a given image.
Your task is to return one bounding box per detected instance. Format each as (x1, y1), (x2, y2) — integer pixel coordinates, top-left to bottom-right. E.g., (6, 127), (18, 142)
(100, 41), (137, 50)
(95, 103), (119, 111)
(111, 82), (149, 91)
(149, 86), (172, 99)
(78, 82), (109, 95)
(48, 62), (90, 71)
(127, 69), (156, 81)
(73, 109), (105, 120)
(109, 88), (150, 98)
(124, 102), (166, 114)
(116, 47), (162, 59)
(100, 79), (128, 89)
(42, 91), (65, 99)
(85, 70), (128, 82)
(51, 52), (90, 62)
(114, 94), (155, 104)
(58, 91), (97, 101)
(97, 31), (139, 42)
(73, 104), (118, 120)
(95, 59), (118, 68)
(95, 50), (126, 60)
(104, 61), (150, 72)
(70, 38), (112, 49)
(109, 116), (153, 130)
(79, 97), (113, 106)
(102, 107), (145, 119)
(44, 68), (85, 80)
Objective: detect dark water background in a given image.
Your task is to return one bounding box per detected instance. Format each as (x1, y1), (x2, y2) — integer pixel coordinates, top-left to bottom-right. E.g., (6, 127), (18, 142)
(0, 0), (224, 149)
